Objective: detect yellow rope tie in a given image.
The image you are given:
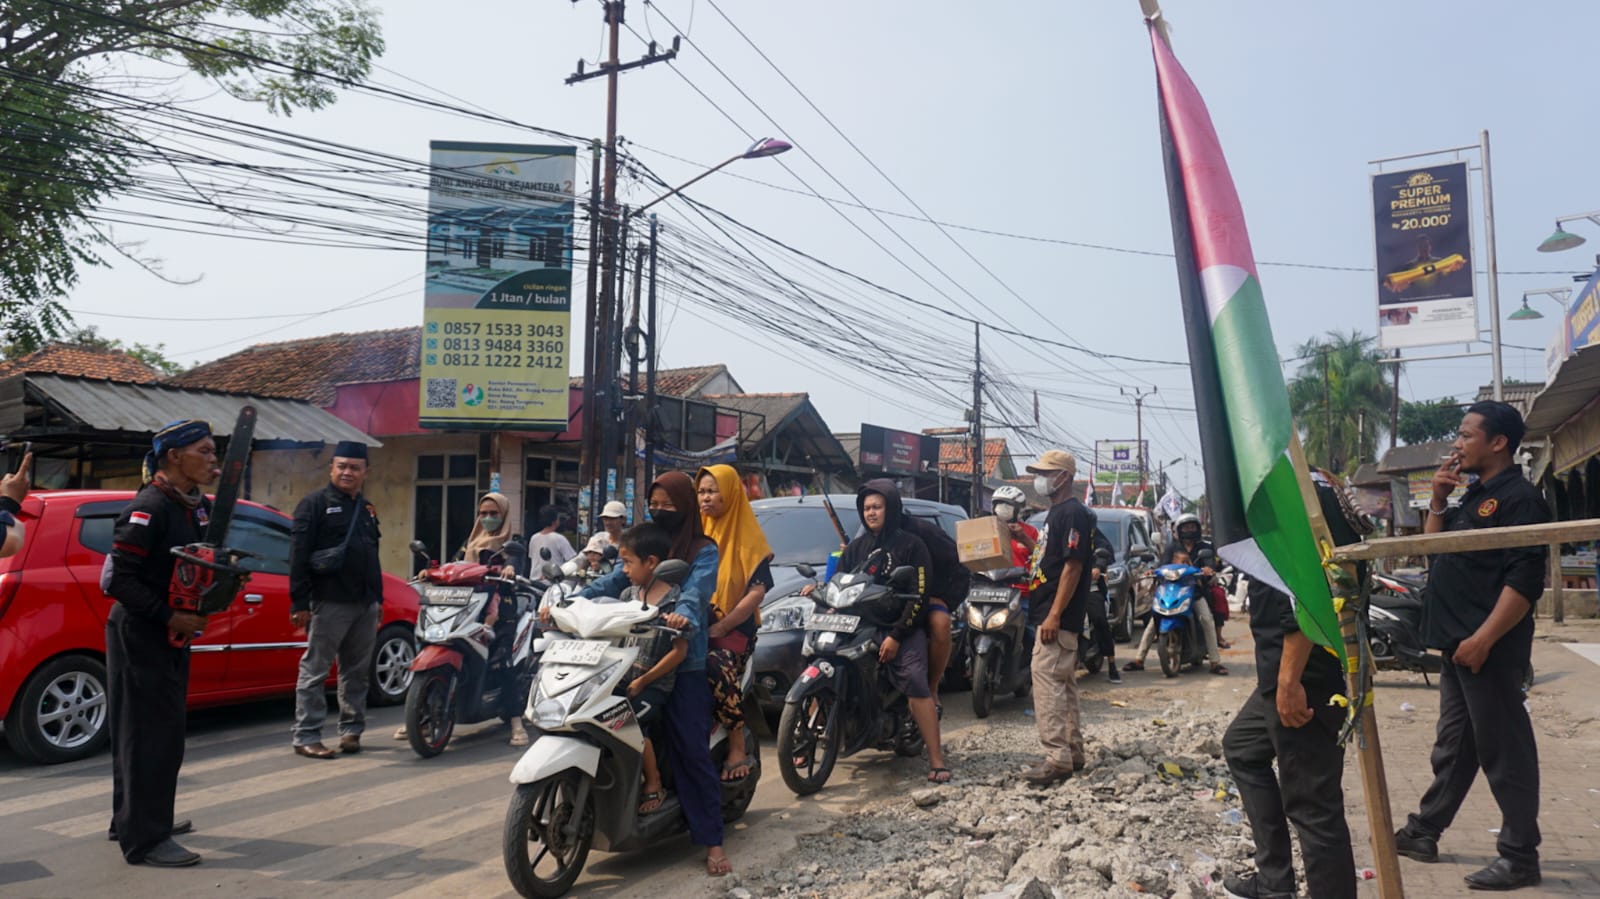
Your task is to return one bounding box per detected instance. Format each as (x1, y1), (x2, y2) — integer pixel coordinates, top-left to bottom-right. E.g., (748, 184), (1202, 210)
(1327, 694), (1350, 708)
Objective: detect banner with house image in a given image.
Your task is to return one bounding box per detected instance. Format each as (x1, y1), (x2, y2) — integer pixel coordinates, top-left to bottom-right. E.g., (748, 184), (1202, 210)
(420, 141), (577, 430)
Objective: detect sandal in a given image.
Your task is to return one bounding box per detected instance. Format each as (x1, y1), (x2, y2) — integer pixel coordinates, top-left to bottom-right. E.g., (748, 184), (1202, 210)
(1123, 660), (1145, 672)
(721, 759), (752, 782)
(637, 790), (665, 815)
(705, 850), (732, 877)
(927, 767), (952, 784)
(1210, 663), (1230, 676)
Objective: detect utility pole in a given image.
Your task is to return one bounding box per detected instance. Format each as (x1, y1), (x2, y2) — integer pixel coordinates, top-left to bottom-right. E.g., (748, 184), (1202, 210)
(1389, 350), (1400, 451)
(566, 0), (677, 523)
(970, 322), (983, 516)
(626, 241), (645, 518)
(579, 141), (602, 491)
(644, 214), (659, 492)
(1121, 386), (1156, 496)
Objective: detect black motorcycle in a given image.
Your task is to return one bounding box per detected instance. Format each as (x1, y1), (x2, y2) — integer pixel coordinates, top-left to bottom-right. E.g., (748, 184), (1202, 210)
(1368, 572), (1534, 691)
(964, 566), (1031, 718)
(775, 566), (926, 796)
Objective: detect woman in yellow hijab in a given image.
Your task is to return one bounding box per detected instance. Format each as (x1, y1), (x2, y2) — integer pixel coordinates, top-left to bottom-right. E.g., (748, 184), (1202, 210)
(696, 464), (773, 782)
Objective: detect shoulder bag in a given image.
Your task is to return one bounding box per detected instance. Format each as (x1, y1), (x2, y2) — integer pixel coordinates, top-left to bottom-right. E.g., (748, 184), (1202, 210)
(309, 501), (363, 575)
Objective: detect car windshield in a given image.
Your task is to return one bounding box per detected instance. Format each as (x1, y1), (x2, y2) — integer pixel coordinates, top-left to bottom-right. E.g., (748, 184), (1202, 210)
(755, 504), (863, 566)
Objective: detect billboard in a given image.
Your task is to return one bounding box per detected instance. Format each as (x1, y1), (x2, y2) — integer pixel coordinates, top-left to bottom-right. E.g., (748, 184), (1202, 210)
(1373, 162), (1477, 350)
(419, 142), (577, 430)
(859, 424), (940, 476)
(1567, 268), (1600, 353)
(1094, 439), (1146, 484)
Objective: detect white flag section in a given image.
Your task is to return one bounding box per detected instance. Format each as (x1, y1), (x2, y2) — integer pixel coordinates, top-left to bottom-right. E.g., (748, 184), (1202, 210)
(1159, 489), (1184, 521)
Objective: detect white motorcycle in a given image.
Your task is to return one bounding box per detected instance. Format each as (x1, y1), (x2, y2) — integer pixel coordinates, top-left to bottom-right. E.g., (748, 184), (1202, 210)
(502, 559), (760, 898)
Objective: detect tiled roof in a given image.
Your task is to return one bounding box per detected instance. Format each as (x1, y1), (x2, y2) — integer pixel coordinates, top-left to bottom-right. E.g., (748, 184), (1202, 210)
(576, 364), (732, 399)
(938, 437), (1008, 478)
(170, 328), (422, 405)
(0, 343), (161, 384)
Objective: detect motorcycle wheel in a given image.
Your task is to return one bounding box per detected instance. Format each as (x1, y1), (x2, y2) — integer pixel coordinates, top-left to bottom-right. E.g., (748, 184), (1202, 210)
(502, 771), (595, 898)
(971, 651), (996, 719)
(1158, 632), (1179, 678)
(722, 725), (761, 823)
(405, 668), (456, 759)
(777, 692), (840, 796)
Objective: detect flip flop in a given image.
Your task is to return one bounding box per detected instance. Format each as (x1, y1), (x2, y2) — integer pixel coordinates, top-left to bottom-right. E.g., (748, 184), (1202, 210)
(705, 852), (732, 877)
(637, 790), (665, 815)
(721, 759), (752, 782)
(927, 767), (953, 784)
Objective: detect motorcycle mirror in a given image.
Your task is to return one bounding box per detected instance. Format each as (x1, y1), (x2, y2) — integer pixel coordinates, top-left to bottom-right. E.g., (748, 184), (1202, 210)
(542, 561), (563, 581)
(1093, 548), (1114, 568)
(653, 558), (690, 587)
(408, 539), (429, 558)
(1195, 549), (1217, 566)
(795, 563), (817, 579)
(888, 565), (917, 591)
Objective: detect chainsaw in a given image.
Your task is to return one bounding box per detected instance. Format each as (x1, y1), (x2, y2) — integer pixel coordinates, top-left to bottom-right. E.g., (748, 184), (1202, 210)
(167, 405), (257, 648)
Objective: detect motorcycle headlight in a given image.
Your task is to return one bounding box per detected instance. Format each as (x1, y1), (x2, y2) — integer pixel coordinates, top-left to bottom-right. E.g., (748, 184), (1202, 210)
(531, 661), (622, 728)
(424, 623), (449, 642)
(758, 598), (811, 633)
(965, 603), (986, 629)
(826, 583), (867, 609)
(986, 608), (1009, 630)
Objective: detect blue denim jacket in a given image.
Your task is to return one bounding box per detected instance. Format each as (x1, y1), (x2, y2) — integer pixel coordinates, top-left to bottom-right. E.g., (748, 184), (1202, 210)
(580, 542), (717, 672)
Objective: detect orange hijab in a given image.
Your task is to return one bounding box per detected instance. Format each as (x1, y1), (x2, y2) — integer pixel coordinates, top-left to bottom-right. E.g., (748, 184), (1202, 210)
(697, 464), (773, 616)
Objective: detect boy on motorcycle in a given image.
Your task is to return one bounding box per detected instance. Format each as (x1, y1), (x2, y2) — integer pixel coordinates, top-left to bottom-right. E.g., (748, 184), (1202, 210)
(614, 523), (692, 815)
(1124, 549), (1229, 675)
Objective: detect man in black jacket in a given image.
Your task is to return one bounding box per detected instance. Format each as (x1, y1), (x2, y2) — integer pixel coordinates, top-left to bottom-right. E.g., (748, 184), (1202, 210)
(1220, 481), (1357, 899)
(838, 480), (950, 782)
(901, 510), (969, 711)
(1394, 401), (1549, 891)
(105, 420), (216, 867)
(289, 441), (384, 759)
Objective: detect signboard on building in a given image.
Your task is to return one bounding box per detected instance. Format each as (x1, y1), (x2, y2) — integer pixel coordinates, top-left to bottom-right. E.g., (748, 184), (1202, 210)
(1373, 162), (1477, 350)
(1567, 268), (1600, 354)
(859, 424), (939, 476)
(1094, 439), (1146, 484)
(419, 142), (577, 430)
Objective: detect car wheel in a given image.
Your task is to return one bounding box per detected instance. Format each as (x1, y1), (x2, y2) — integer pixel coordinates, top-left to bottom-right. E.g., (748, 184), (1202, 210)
(368, 625), (416, 706)
(6, 654), (111, 764)
(1112, 591), (1133, 643)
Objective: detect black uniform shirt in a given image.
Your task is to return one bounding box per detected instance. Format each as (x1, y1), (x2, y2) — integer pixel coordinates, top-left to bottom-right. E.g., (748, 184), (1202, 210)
(1029, 497), (1095, 631)
(289, 482), (383, 612)
(1423, 466), (1550, 654)
(108, 482), (209, 626)
(1246, 578), (1346, 702)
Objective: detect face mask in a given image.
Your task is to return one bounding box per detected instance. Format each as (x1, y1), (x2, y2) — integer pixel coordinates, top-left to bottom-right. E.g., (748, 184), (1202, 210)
(480, 515), (503, 532)
(994, 503), (1016, 522)
(650, 508), (684, 531)
(1033, 474), (1059, 498)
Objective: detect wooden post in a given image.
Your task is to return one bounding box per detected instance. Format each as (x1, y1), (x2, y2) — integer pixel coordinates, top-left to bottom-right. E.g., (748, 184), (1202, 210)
(1550, 543), (1565, 624)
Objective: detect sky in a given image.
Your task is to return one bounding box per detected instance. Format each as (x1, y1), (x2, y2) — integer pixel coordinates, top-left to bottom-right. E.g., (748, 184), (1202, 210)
(60, 0), (1599, 499)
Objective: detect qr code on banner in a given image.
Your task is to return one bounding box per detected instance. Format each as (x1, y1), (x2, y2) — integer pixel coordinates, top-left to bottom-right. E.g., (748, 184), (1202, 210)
(425, 378), (457, 409)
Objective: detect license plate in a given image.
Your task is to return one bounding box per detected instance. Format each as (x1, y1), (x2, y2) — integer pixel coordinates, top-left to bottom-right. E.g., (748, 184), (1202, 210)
(542, 639), (608, 666)
(423, 586), (475, 605)
(807, 613), (860, 633)
(969, 587), (1012, 602)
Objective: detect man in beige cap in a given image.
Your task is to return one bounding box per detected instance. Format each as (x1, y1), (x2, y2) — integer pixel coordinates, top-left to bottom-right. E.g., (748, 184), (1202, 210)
(595, 500), (628, 551)
(1022, 449), (1094, 785)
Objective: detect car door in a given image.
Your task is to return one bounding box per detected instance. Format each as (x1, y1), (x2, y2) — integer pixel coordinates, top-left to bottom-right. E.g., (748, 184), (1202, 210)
(217, 508), (304, 693)
(67, 501), (232, 696)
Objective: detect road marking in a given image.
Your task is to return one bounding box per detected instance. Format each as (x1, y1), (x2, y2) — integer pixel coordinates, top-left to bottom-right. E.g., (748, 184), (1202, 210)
(258, 796), (504, 881)
(1562, 643), (1600, 668)
(36, 752), (392, 837)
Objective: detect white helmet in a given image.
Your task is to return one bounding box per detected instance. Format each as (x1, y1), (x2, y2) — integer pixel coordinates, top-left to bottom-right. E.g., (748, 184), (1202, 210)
(992, 485), (1027, 507)
(1175, 512), (1200, 529)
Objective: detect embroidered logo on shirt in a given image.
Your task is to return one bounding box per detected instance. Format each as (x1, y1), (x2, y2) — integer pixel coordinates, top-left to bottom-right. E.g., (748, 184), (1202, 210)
(1477, 498), (1498, 517)
(129, 511), (151, 527)
(326, 506), (342, 514)
(1066, 528), (1080, 550)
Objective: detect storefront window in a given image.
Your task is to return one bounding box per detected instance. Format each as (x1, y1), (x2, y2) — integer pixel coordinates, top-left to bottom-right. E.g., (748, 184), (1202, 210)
(525, 454), (581, 535)
(415, 453), (477, 560)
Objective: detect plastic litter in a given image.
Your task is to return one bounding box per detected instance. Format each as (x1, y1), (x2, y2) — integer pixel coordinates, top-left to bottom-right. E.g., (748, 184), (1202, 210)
(1358, 868), (1376, 881)
(1399, 702), (1416, 712)
(1219, 808), (1244, 826)
(1109, 699), (1130, 708)
(1023, 708), (1034, 717)
(1195, 850), (1216, 865)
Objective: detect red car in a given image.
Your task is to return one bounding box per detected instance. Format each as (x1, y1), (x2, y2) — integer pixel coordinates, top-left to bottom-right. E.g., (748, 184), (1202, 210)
(0, 490), (420, 764)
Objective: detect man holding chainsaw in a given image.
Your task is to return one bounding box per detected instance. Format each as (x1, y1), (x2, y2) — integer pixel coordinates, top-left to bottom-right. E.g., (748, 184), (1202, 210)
(105, 420), (217, 867)
(290, 441), (384, 759)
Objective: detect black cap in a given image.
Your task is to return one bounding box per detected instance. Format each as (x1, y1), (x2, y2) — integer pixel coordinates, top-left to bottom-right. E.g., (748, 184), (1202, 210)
(332, 440), (368, 460)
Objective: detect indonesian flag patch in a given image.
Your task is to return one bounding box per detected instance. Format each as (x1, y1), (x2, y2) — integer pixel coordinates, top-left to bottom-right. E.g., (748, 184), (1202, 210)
(129, 511), (151, 527)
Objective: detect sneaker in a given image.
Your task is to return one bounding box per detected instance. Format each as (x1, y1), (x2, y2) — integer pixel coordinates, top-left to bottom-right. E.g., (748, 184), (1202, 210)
(1108, 664), (1123, 684)
(1221, 872), (1294, 899)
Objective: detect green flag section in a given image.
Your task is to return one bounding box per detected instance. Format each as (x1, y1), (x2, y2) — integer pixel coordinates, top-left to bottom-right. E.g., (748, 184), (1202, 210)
(1149, 26), (1344, 657)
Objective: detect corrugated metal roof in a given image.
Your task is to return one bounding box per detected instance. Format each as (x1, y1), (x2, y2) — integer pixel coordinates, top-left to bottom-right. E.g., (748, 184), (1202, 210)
(22, 374), (380, 447)
(1526, 345), (1600, 436)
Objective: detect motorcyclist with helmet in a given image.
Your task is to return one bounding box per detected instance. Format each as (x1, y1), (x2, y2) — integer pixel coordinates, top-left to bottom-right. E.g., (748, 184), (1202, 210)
(1167, 512), (1231, 649)
(1125, 513), (1228, 675)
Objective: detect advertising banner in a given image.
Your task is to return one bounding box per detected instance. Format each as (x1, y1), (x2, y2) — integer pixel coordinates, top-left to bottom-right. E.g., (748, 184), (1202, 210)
(860, 424), (939, 476)
(1094, 439), (1146, 484)
(1373, 162), (1477, 350)
(1567, 268), (1600, 354)
(419, 142), (577, 430)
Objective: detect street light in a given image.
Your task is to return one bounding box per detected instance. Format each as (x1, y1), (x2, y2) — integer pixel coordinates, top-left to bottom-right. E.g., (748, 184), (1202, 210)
(1507, 287), (1574, 322)
(614, 138), (791, 507)
(1536, 211), (1600, 252)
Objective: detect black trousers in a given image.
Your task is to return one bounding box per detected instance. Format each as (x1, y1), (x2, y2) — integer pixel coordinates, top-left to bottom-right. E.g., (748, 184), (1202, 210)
(106, 604), (190, 863)
(1405, 651), (1540, 866)
(1085, 588), (1115, 658)
(1224, 689), (1355, 899)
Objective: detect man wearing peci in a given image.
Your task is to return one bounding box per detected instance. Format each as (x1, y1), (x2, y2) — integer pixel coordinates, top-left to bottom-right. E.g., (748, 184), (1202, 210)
(289, 441), (384, 759)
(1395, 401), (1550, 891)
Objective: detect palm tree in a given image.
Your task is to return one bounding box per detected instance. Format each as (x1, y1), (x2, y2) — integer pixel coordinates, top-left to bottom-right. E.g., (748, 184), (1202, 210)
(1287, 330), (1395, 474)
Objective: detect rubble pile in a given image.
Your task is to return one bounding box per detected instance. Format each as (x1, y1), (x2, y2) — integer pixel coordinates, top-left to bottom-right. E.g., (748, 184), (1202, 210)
(732, 704), (1256, 899)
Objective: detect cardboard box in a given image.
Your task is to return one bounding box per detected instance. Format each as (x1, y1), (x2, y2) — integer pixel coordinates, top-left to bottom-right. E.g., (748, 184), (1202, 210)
(956, 515), (1011, 572)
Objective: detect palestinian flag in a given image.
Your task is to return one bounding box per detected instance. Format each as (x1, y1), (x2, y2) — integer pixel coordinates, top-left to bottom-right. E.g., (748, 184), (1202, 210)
(1149, 26), (1342, 656)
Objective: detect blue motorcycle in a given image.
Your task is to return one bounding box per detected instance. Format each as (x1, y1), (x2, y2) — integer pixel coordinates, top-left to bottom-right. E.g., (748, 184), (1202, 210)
(1148, 554), (1212, 678)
